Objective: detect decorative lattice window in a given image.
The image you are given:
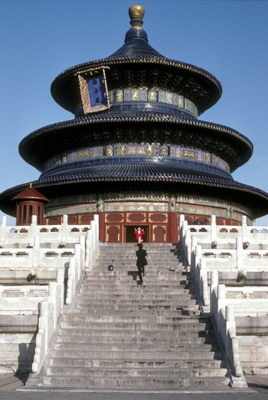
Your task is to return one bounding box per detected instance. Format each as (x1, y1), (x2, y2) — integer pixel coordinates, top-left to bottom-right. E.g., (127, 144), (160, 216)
(79, 214), (94, 224)
(105, 213), (124, 222)
(149, 213), (167, 222)
(48, 217), (61, 225)
(127, 213), (146, 222)
(68, 215), (77, 225)
(153, 225), (166, 243)
(107, 225), (120, 243)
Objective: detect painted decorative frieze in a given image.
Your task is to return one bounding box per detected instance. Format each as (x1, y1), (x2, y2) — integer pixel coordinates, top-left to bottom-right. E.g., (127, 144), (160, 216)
(108, 88), (198, 117)
(44, 191), (252, 222)
(44, 144), (230, 174)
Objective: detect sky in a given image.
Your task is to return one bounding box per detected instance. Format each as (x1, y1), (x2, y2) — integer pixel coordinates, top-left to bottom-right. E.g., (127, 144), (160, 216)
(0, 0), (267, 226)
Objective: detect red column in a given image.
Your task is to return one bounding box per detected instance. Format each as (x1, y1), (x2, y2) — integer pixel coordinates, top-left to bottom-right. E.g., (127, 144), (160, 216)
(15, 203), (20, 225)
(169, 212), (178, 244)
(98, 212), (105, 242)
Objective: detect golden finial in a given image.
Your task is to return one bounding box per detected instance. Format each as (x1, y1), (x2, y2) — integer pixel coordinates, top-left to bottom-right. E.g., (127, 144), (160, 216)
(128, 5), (145, 30)
(30, 183), (32, 188)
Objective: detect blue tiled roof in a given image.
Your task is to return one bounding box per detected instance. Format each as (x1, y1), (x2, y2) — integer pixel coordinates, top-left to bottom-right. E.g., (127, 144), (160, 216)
(19, 112), (253, 159)
(1, 164), (268, 201)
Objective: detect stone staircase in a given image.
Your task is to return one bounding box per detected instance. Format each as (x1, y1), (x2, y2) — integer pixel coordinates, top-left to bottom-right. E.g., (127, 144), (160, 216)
(28, 243), (231, 391)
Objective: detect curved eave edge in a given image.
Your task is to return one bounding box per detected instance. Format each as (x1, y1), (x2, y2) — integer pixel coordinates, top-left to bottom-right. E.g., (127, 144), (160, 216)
(51, 57), (222, 97)
(19, 115), (253, 149)
(19, 115), (253, 158)
(1, 175), (268, 204)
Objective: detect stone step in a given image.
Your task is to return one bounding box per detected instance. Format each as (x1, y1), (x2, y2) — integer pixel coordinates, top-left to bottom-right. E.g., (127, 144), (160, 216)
(100, 245), (178, 248)
(96, 254), (180, 258)
(58, 327), (215, 339)
(84, 276), (187, 282)
(51, 349), (223, 361)
(80, 282), (187, 289)
(95, 258), (181, 263)
(35, 243), (229, 391)
(62, 314), (207, 324)
(76, 298), (197, 306)
(75, 303), (199, 311)
(99, 243), (176, 246)
(74, 308), (200, 316)
(46, 366), (227, 378)
(82, 276), (189, 283)
(76, 296), (197, 304)
(93, 269), (183, 274)
(93, 266), (182, 271)
(76, 294), (197, 302)
(84, 272), (186, 279)
(61, 321), (213, 332)
(77, 288), (195, 295)
(86, 270), (188, 276)
(94, 258), (181, 262)
(56, 335), (217, 345)
(49, 358), (223, 370)
(53, 342), (219, 353)
(77, 288), (194, 295)
(43, 375), (229, 388)
(78, 285), (196, 301)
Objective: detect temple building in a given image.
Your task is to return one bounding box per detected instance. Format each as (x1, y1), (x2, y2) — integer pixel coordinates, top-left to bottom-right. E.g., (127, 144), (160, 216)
(1, 5), (268, 243)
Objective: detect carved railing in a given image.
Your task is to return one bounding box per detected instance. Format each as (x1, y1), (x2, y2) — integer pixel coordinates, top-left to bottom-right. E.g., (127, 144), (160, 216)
(31, 215), (99, 374)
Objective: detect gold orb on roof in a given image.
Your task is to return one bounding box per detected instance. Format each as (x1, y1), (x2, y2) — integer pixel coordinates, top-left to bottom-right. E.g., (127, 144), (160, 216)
(128, 5), (145, 29)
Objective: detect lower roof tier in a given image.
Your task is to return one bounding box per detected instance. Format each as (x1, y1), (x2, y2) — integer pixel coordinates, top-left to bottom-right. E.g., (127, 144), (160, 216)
(1, 167), (268, 220)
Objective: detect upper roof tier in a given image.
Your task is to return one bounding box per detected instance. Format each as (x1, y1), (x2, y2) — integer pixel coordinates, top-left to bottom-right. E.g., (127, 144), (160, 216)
(51, 5), (222, 116)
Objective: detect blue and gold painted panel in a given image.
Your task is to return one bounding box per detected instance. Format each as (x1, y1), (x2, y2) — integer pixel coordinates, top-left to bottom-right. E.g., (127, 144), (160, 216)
(44, 143), (230, 173)
(87, 75), (106, 107)
(107, 88), (198, 117)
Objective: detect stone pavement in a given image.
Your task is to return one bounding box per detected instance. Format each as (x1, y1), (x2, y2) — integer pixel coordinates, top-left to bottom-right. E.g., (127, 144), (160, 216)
(0, 373), (268, 400)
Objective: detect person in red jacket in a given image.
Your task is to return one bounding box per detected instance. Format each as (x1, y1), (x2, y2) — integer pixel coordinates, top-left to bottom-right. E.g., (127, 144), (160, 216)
(134, 227), (145, 246)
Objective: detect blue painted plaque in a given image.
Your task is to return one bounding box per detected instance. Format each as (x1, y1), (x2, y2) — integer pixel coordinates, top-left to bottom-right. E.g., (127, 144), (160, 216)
(87, 75), (106, 107)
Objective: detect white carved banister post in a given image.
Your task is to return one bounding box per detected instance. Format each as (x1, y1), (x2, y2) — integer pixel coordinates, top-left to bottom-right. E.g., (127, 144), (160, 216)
(30, 215), (37, 245)
(211, 215), (217, 245)
(210, 270), (218, 325)
(200, 258), (209, 306)
(217, 284), (226, 331)
(226, 304), (235, 341)
(94, 214), (99, 252)
(179, 214), (185, 243)
(185, 229), (191, 266)
(182, 220), (188, 264)
(90, 219), (96, 261)
(241, 215), (247, 243)
(90, 220), (95, 251)
(191, 236), (197, 270)
(75, 243), (81, 279)
(48, 282), (57, 329)
(57, 268), (65, 309)
(79, 235), (86, 270)
(0, 216), (7, 245)
(85, 229), (91, 269)
(226, 304), (243, 378)
(236, 237), (243, 269)
(194, 244), (202, 274)
(32, 236), (40, 269)
(61, 214), (68, 244)
(182, 220), (188, 247)
(66, 257), (75, 305)
(211, 270), (218, 295)
(40, 302), (49, 353)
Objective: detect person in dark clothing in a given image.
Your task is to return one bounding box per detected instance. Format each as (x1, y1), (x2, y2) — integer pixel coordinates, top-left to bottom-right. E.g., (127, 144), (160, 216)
(136, 243), (147, 284)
